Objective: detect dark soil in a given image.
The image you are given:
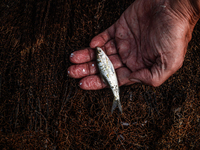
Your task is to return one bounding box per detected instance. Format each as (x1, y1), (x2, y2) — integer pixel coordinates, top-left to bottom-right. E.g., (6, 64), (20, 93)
(0, 0), (200, 149)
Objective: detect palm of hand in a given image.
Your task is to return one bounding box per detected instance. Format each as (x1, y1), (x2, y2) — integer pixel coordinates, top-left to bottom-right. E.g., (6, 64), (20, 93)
(68, 0), (193, 90)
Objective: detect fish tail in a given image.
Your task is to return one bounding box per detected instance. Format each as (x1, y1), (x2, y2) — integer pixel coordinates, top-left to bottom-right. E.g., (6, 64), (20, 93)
(111, 99), (122, 114)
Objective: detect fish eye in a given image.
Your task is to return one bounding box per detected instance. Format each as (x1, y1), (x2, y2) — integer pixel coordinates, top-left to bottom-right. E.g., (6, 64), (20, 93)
(96, 47), (102, 53)
(97, 50), (101, 54)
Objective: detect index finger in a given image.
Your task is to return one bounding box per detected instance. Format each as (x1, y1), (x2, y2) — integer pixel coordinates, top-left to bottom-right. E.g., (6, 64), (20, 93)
(70, 24), (116, 64)
(90, 24), (115, 48)
(70, 48), (95, 64)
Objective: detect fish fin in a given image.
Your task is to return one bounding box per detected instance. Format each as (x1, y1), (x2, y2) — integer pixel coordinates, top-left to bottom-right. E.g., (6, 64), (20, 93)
(111, 99), (122, 114)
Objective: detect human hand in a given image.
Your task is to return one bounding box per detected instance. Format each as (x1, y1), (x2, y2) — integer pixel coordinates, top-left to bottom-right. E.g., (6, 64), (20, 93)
(67, 0), (199, 90)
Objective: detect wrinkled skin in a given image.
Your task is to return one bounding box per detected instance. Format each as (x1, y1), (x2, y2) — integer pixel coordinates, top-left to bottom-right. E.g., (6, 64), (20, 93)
(68, 0), (199, 90)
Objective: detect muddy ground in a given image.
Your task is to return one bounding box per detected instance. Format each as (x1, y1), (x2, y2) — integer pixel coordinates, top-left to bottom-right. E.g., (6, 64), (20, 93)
(0, 0), (200, 149)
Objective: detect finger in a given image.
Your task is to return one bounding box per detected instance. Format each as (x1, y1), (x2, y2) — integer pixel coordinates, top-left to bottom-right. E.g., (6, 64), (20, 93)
(68, 54), (124, 78)
(116, 67), (136, 86)
(69, 40), (118, 64)
(90, 24), (115, 48)
(79, 75), (107, 90)
(129, 68), (154, 85)
(93, 39), (118, 55)
(79, 67), (135, 90)
(68, 61), (97, 78)
(70, 37), (118, 64)
(104, 39), (118, 55)
(70, 48), (95, 64)
(129, 59), (183, 87)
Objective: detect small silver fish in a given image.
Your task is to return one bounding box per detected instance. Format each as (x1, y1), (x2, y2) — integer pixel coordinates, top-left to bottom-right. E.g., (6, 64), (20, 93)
(96, 47), (122, 114)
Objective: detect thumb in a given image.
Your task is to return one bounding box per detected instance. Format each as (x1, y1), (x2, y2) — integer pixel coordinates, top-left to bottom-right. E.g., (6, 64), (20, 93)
(129, 68), (155, 86)
(129, 65), (172, 87)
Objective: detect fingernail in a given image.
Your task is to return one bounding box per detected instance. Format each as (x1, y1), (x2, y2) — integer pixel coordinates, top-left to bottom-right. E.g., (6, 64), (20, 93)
(79, 82), (82, 86)
(129, 78), (141, 83)
(70, 53), (74, 57)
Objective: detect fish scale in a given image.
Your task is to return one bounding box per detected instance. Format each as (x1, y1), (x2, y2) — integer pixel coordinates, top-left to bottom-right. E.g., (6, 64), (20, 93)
(96, 47), (123, 114)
